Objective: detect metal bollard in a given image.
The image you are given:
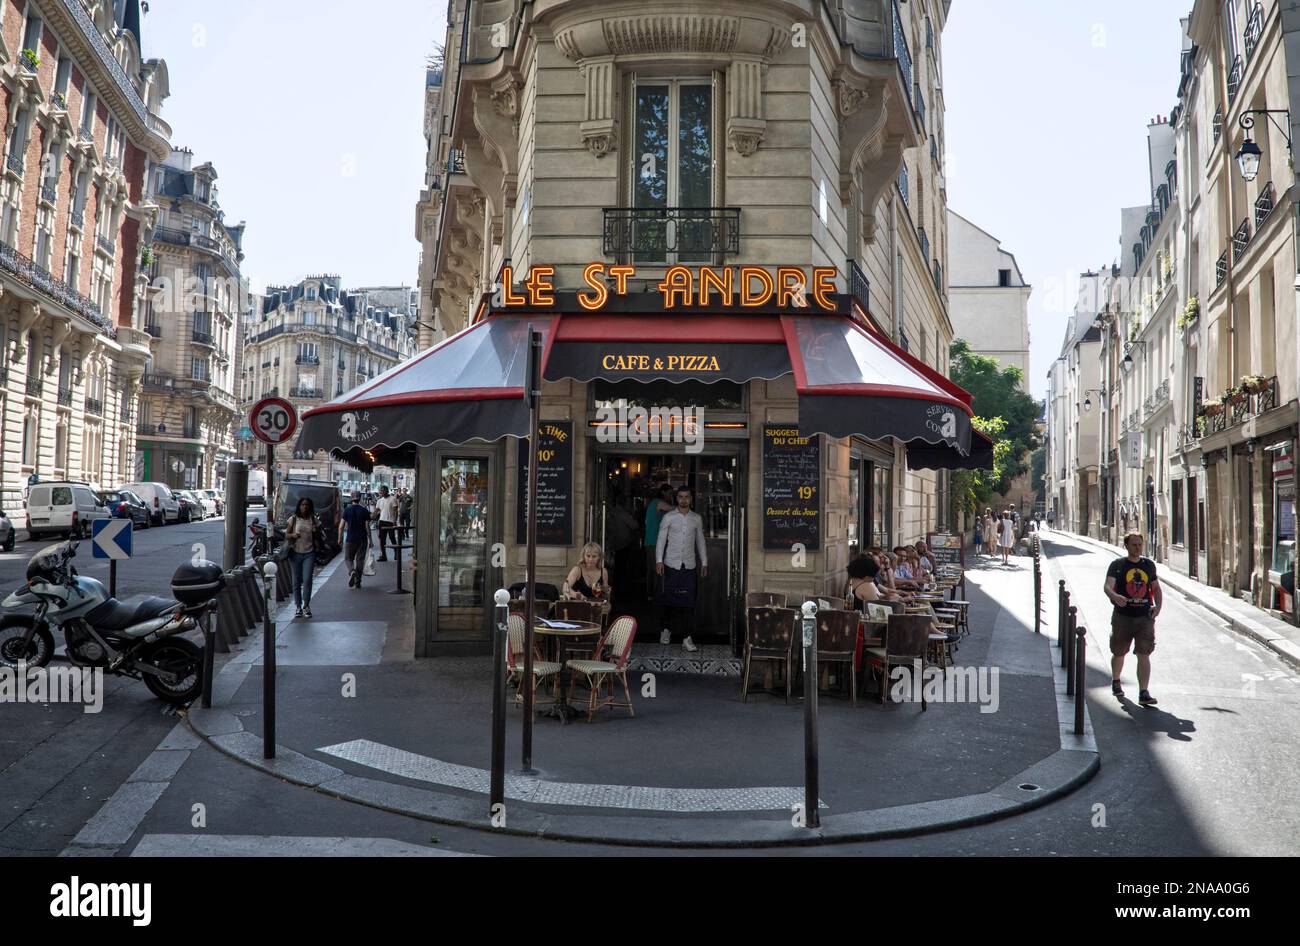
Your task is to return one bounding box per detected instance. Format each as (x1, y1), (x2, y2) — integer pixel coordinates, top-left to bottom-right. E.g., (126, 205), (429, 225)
(489, 589), (509, 816)
(262, 561), (277, 760)
(200, 602), (217, 708)
(226, 570), (251, 631)
(245, 567), (267, 621)
(276, 558), (291, 602)
(1057, 581), (1066, 650)
(391, 540), (410, 595)
(217, 585), (243, 645)
(1074, 626), (1087, 735)
(801, 600), (820, 829)
(1066, 605), (1078, 692)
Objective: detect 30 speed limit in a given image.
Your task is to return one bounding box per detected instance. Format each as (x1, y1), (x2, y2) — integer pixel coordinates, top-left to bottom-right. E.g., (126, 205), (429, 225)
(250, 396), (298, 446)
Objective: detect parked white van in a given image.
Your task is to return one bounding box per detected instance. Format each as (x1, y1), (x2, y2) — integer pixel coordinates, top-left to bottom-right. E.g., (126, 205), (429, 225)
(25, 482), (111, 540)
(121, 482), (182, 526)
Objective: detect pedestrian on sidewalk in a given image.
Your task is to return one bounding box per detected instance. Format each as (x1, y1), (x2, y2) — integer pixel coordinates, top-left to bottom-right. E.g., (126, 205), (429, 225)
(1104, 530), (1162, 706)
(973, 517), (984, 557)
(376, 485), (399, 561)
(341, 491), (371, 588)
(997, 508), (1016, 565)
(655, 485), (707, 653)
(285, 497), (323, 619)
(398, 489), (413, 543)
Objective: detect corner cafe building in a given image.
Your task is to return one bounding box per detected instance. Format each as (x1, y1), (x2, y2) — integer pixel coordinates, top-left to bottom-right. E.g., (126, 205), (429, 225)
(298, 264), (991, 657)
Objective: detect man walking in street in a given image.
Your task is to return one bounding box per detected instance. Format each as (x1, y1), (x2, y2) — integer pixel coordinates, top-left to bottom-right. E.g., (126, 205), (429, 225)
(341, 491), (371, 588)
(655, 485), (707, 653)
(1104, 530), (1162, 706)
(398, 489), (414, 543)
(376, 485), (399, 561)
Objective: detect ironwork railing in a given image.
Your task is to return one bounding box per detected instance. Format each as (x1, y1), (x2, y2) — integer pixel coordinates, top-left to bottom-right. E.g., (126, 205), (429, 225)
(847, 258), (870, 314)
(1244, 2), (1264, 63)
(295, 355), (320, 365)
(26, 378), (43, 397)
(0, 240), (112, 334)
(1108, 448), (1119, 468)
(85, 397), (103, 416)
(120, 406), (132, 424)
(602, 207), (741, 262)
(446, 148), (466, 175)
(1257, 376), (1279, 414)
(933, 260), (943, 295)
(289, 387), (322, 399)
(1216, 249), (1229, 287)
(1255, 182), (1276, 228)
(914, 82), (926, 128)
(145, 323), (163, 338)
(1232, 217), (1252, 263)
(40, 182), (58, 205)
(58, 387), (73, 407)
(96, 234), (115, 256)
(1213, 106), (1223, 144)
(918, 226), (931, 264)
(1222, 55), (1242, 103)
(137, 422), (158, 436)
(70, 209), (84, 231)
(6, 153), (24, 177)
(893, 0), (913, 109)
(191, 330), (215, 347)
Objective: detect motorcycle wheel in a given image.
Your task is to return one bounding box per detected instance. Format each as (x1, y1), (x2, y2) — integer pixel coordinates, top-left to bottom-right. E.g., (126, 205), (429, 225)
(141, 638), (204, 705)
(0, 618), (55, 669)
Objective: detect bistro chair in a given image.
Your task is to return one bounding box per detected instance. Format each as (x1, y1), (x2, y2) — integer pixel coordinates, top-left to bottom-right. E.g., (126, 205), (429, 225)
(565, 616), (637, 722)
(742, 606), (798, 703)
(815, 608), (859, 706)
(506, 613), (561, 709)
(745, 591), (787, 609)
(863, 614), (932, 710)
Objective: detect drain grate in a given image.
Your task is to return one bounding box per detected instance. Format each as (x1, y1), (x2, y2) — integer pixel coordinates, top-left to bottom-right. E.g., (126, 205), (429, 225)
(1018, 782), (1041, 792)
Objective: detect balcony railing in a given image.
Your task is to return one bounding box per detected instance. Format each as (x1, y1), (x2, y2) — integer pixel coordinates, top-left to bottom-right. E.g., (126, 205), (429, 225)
(120, 406), (132, 424)
(914, 82), (926, 129)
(933, 260), (943, 296)
(1232, 217), (1252, 263)
(1227, 55), (1243, 104)
(602, 207), (741, 263)
(25, 378), (43, 397)
(1254, 182), (1276, 229)
(40, 182), (58, 205)
(6, 153), (24, 177)
(1216, 249), (1229, 288)
(846, 258), (870, 314)
(1257, 376), (1279, 414)
(0, 240), (113, 335)
(1212, 106), (1223, 144)
(446, 148), (466, 175)
(893, 0), (914, 109)
(57, 387), (73, 407)
(96, 234), (115, 257)
(295, 355), (321, 365)
(918, 226), (931, 265)
(1107, 448), (1119, 468)
(289, 387), (322, 399)
(85, 397), (103, 417)
(145, 323), (163, 338)
(70, 209), (84, 231)
(1244, 3), (1264, 63)
(191, 330), (215, 347)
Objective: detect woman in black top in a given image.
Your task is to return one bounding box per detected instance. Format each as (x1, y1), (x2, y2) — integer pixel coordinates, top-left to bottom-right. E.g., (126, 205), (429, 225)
(563, 542), (611, 602)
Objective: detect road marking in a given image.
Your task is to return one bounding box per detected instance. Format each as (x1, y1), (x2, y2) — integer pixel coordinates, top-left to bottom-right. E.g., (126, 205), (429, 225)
(130, 834), (477, 857)
(318, 738), (825, 813)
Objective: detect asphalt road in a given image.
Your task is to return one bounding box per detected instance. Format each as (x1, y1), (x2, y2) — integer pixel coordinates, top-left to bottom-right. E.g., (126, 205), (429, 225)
(0, 509), (264, 855)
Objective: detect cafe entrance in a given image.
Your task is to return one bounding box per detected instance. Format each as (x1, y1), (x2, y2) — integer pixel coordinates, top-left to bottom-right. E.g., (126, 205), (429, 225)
(588, 448), (746, 648)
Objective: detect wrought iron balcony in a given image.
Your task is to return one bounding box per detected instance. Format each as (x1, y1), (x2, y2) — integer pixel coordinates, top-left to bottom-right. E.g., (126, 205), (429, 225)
(137, 422), (158, 437)
(1255, 182), (1276, 229)
(96, 234), (116, 256)
(51, 91), (68, 111)
(602, 207), (741, 263)
(40, 182), (58, 205)
(1227, 55), (1243, 104)
(1244, 2), (1264, 63)
(1212, 106), (1223, 144)
(1232, 217), (1252, 263)
(191, 330), (215, 347)
(85, 397), (103, 417)
(289, 387), (322, 399)
(933, 260), (943, 295)
(145, 323), (163, 338)
(1256, 375), (1279, 414)
(446, 148), (466, 175)
(0, 240), (112, 334)
(914, 82), (926, 129)
(25, 378), (43, 397)
(57, 387), (73, 407)
(1216, 249), (1229, 288)
(846, 258), (870, 315)
(6, 153), (24, 177)
(295, 355), (321, 365)
(893, 0), (913, 109)
(70, 209), (84, 231)
(120, 406), (132, 424)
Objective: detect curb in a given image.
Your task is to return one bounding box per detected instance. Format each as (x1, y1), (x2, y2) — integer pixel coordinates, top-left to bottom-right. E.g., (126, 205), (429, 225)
(1044, 530), (1300, 671)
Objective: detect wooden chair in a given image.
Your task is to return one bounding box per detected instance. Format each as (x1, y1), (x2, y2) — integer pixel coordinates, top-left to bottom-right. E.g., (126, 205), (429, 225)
(742, 606), (797, 703)
(506, 613), (561, 709)
(863, 614), (932, 710)
(815, 608), (859, 706)
(565, 615), (637, 721)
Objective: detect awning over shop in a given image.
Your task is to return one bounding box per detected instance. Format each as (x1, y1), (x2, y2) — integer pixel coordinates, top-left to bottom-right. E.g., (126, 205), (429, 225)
(298, 310), (990, 470)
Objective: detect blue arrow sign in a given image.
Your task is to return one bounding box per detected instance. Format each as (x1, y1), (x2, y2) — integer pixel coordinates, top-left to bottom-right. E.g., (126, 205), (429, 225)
(92, 518), (133, 561)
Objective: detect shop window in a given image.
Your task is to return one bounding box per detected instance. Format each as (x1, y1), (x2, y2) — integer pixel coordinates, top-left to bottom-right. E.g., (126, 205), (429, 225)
(1273, 477), (1295, 577)
(1171, 479), (1184, 546)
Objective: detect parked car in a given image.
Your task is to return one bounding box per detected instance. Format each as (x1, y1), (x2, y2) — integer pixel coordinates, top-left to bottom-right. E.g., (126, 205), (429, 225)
(0, 509), (14, 552)
(203, 489), (224, 516)
(175, 492), (203, 523)
(103, 489), (152, 529)
(121, 482), (181, 526)
(25, 482), (111, 540)
(184, 490), (217, 519)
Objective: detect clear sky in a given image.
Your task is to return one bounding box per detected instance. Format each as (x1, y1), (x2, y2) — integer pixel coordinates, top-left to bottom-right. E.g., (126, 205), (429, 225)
(140, 0), (447, 294)
(944, 0), (1191, 401)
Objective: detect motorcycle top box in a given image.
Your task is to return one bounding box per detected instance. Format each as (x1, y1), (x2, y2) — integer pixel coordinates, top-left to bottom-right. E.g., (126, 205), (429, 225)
(171, 560), (225, 607)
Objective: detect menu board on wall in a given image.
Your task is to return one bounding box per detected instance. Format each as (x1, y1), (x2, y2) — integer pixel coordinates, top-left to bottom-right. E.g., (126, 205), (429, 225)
(516, 420), (573, 546)
(927, 532), (965, 570)
(762, 425), (821, 550)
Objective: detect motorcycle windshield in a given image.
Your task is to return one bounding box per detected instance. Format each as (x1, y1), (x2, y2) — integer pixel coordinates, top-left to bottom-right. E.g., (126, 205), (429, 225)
(27, 542), (72, 582)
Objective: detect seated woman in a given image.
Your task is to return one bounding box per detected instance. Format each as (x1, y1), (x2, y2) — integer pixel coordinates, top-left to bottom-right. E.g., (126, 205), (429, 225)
(891, 547), (927, 590)
(872, 550), (913, 601)
(562, 542), (611, 603)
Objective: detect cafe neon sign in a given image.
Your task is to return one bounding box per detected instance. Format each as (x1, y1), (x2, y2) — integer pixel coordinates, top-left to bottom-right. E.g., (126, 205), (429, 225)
(497, 264), (841, 312)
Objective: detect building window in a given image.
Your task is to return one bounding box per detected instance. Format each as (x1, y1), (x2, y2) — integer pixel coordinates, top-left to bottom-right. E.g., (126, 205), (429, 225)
(22, 14), (42, 55)
(898, 161), (909, 207)
(54, 57), (72, 97)
(192, 357), (208, 381)
(1171, 479), (1184, 545)
(22, 415), (38, 467)
(80, 91), (97, 137)
(998, 268), (1011, 287)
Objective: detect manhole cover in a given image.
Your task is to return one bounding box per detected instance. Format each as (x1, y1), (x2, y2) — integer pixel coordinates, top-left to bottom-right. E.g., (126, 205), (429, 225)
(1019, 782), (1041, 792)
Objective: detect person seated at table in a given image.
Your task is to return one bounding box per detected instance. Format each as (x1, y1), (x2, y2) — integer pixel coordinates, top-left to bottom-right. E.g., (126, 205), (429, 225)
(562, 542), (611, 603)
(891, 547), (927, 590)
(847, 555), (894, 607)
(871, 549), (913, 601)
(914, 541), (936, 575)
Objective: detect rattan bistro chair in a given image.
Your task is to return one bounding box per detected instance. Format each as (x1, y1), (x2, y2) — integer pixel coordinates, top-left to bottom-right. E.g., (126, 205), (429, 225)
(742, 606), (798, 703)
(506, 613), (561, 709)
(565, 615), (637, 722)
(863, 614), (932, 710)
(815, 608), (859, 706)
(745, 591), (787, 609)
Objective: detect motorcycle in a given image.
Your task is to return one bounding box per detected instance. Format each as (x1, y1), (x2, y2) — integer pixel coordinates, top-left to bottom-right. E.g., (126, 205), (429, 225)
(248, 518), (285, 560)
(0, 541), (223, 704)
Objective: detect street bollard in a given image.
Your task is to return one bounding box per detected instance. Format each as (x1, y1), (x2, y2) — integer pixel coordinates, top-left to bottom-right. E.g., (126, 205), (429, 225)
(235, 568), (257, 629)
(212, 591), (235, 651)
(1066, 605), (1078, 693)
(200, 601), (217, 708)
(1061, 592), (1072, 668)
(801, 600), (820, 829)
(226, 570), (251, 632)
(489, 589), (509, 816)
(276, 559), (291, 602)
(262, 561), (277, 760)
(391, 541), (410, 595)
(1074, 626), (1087, 735)
(1057, 581), (1066, 650)
(246, 567), (267, 622)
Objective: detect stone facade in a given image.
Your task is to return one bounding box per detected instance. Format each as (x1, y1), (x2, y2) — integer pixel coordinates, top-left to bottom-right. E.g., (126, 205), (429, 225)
(947, 209), (1031, 387)
(0, 0), (171, 512)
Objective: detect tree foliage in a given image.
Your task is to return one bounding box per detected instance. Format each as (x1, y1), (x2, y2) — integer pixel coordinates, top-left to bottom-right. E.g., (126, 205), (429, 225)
(949, 338), (1043, 493)
(952, 416), (1012, 514)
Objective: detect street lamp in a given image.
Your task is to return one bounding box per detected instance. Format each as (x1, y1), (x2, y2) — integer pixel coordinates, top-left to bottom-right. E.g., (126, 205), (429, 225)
(1120, 342), (1145, 375)
(1235, 109), (1292, 183)
(1082, 386), (1108, 412)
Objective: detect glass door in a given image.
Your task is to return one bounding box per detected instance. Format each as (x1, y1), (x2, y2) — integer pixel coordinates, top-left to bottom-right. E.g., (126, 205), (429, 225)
(437, 456), (491, 635)
(690, 453), (743, 646)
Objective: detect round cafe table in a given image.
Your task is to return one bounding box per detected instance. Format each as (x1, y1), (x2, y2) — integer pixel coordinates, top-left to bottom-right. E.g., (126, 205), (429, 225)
(532, 620), (603, 722)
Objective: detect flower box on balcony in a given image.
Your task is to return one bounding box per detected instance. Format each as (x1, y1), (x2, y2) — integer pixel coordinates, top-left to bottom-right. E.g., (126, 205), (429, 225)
(1203, 401), (1225, 417)
(1225, 388), (1248, 406)
(1240, 375), (1271, 395)
(1177, 297), (1200, 330)
(20, 48), (40, 71)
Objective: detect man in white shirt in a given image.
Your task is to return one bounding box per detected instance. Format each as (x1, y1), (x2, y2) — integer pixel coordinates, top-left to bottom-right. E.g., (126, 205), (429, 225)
(655, 486), (708, 652)
(376, 485), (400, 561)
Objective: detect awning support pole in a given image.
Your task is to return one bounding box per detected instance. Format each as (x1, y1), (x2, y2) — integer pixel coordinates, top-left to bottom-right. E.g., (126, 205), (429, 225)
(521, 325), (542, 774)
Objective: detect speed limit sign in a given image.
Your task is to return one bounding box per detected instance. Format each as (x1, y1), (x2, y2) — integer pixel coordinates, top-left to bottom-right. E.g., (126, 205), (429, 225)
(250, 396), (298, 446)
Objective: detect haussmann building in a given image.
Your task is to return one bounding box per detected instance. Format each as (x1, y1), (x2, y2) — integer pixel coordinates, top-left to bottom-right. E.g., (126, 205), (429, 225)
(299, 0), (990, 657)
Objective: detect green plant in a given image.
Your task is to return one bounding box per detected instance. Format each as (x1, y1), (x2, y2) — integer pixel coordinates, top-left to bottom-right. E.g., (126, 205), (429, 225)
(20, 48), (40, 70)
(140, 245), (154, 267)
(1240, 374), (1268, 393)
(1178, 296), (1200, 329)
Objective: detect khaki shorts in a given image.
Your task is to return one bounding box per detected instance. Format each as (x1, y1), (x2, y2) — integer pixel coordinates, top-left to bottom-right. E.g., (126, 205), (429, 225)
(1110, 612), (1156, 656)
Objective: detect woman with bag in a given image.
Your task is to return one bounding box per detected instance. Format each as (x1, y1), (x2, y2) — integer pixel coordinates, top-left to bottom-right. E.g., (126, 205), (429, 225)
(998, 507), (1016, 566)
(285, 497), (323, 618)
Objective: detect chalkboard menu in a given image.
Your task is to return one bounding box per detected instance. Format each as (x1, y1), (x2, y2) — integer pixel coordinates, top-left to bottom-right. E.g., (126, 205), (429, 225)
(927, 533), (965, 569)
(516, 420), (573, 546)
(762, 425), (821, 550)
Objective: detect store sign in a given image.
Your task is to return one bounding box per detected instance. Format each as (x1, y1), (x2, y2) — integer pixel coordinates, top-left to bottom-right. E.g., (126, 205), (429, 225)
(1272, 441), (1294, 478)
(498, 264), (840, 313)
(1123, 432), (1142, 469)
(762, 425), (820, 551)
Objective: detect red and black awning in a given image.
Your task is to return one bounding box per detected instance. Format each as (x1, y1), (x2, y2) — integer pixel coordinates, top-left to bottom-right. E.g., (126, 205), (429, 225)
(298, 311), (992, 471)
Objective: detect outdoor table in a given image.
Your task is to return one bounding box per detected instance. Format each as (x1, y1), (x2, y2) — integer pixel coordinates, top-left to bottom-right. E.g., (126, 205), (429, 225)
(533, 620), (603, 722)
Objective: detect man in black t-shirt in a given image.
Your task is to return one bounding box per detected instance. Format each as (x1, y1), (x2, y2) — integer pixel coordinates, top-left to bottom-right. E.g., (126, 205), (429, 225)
(1103, 531), (1162, 706)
